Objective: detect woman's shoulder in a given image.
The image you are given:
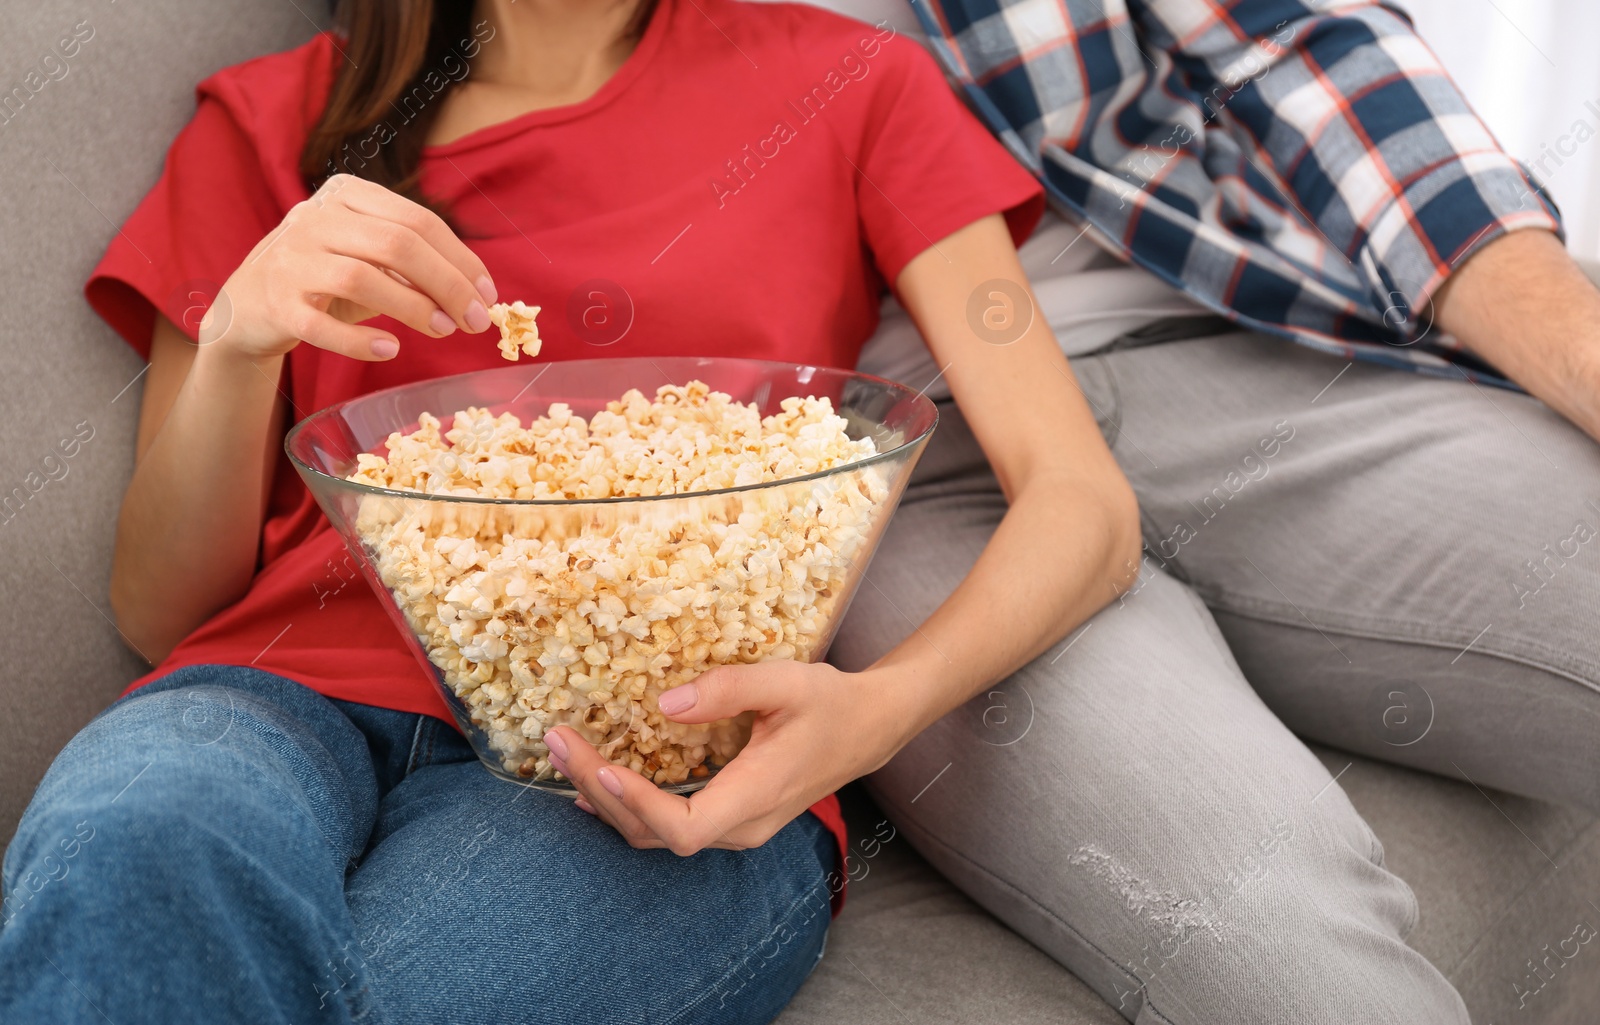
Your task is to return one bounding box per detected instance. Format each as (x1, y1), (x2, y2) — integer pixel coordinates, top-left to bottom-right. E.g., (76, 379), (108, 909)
(708, 0), (940, 118)
(716, 0), (924, 63)
(192, 31), (341, 148)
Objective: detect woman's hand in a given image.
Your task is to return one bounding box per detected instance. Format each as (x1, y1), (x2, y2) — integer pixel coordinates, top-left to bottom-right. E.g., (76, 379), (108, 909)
(203, 173), (498, 362)
(543, 660), (916, 855)
(113, 175), (502, 657)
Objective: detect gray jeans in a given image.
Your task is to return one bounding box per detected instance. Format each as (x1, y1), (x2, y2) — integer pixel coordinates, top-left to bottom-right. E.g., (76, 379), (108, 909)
(831, 330), (1600, 1024)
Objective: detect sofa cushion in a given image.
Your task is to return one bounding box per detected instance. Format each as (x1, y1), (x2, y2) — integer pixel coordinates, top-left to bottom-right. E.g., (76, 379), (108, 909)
(0, 0), (333, 844)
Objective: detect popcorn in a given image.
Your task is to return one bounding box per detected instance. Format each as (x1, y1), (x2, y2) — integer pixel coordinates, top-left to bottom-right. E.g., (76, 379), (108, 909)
(485, 301), (542, 361)
(346, 381), (891, 786)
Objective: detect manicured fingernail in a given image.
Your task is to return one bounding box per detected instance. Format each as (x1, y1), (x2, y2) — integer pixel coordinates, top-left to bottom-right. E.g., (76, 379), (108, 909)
(475, 275), (498, 306)
(597, 767), (624, 799)
(543, 729), (569, 761)
(658, 684), (698, 716)
(575, 798), (596, 815)
(429, 309), (456, 336)
(370, 338), (399, 359)
(465, 300), (491, 333)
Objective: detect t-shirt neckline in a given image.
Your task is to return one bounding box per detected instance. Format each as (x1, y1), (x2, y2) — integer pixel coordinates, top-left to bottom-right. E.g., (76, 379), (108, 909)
(423, 0), (675, 156)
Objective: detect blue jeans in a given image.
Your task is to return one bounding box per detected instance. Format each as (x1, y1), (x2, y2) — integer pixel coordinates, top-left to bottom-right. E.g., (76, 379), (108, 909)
(0, 665), (835, 1024)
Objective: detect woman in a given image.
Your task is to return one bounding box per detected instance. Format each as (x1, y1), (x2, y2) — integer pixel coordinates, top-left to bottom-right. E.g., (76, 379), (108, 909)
(0, 0), (1138, 1022)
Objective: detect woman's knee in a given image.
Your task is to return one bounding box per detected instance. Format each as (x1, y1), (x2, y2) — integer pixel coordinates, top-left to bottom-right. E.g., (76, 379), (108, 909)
(10, 676), (376, 882)
(7, 782), (291, 922)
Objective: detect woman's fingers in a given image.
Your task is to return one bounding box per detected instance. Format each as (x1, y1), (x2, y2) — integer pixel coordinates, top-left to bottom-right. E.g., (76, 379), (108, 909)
(217, 174), (501, 362)
(319, 206), (491, 335)
(547, 726), (791, 856)
(673, 747), (796, 852)
(545, 728), (663, 847)
(284, 304), (400, 362)
(309, 255), (458, 339)
(546, 727), (749, 854)
(323, 175), (496, 307)
(543, 663), (855, 857)
(656, 662), (793, 725)
(331, 175), (493, 290)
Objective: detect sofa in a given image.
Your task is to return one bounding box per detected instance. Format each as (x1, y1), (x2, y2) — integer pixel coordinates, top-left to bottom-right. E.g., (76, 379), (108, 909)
(2, 2), (1597, 1021)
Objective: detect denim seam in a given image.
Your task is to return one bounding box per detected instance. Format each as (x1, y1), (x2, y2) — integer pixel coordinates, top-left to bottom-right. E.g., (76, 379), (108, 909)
(341, 978), (380, 1023)
(889, 812), (1176, 1024)
(1137, 509), (1194, 588)
(1147, 1000), (1180, 1025)
(1198, 587), (1600, 696)
(1396, 874), (1421, 940)
(1077, 354), (1128, 462)
(413, 718), (439, 774)
(1100, 358), (1194, 593)
(659, 871), (833, 1025)
(1375, 836), (1417, 942)
(404, 716), (428, 776)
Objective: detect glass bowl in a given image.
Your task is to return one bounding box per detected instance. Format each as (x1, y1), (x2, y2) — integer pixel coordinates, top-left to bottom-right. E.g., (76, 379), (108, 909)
(286, 357), (939, 795)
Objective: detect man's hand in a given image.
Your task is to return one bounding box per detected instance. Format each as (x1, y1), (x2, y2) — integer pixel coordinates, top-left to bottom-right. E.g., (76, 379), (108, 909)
(1434, 229), (1600, 440)
(541, 660), (919, 855)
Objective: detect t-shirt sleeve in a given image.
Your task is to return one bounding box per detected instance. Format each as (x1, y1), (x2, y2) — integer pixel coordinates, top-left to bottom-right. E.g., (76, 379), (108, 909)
(852, 33), (1046, 286)
(85, 87), (285, 358)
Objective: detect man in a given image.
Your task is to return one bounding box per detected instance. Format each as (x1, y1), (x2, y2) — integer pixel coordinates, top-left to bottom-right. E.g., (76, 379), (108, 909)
(836, 1), (1600, 1021)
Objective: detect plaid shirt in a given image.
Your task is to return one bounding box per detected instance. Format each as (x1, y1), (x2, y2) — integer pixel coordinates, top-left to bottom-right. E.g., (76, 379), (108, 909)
(912, 0), (1564, 384)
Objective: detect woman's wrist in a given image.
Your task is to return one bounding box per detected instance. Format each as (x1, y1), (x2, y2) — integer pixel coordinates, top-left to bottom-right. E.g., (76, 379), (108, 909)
(192, 333), (286, 391)
(852, 656), (965, 770)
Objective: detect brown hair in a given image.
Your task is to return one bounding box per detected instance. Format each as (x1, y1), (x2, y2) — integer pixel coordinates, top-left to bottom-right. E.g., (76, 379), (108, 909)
(300, 0), (657, 214)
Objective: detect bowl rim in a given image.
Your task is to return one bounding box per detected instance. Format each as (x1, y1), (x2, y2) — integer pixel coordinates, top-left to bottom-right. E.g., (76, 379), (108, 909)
(283, 356), (940, 508)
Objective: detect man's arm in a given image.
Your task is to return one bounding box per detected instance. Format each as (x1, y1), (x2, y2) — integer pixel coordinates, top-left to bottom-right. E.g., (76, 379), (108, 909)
(1116, 2), (1600, 440)
(1126, 2), (1600, 442)
(1435, 230), (1600, 440)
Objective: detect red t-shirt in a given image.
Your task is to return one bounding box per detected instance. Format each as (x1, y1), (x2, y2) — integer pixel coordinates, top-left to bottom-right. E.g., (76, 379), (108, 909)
(85, 0), (1043, 898)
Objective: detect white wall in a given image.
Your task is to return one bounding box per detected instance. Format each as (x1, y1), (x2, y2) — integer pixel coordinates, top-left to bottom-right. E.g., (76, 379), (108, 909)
(1399, 0), (1600, 259)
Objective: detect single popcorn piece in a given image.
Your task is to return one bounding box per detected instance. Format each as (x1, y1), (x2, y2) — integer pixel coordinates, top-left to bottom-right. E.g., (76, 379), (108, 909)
(346, 381), (891, 788)
(485, 300), (542, 361)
